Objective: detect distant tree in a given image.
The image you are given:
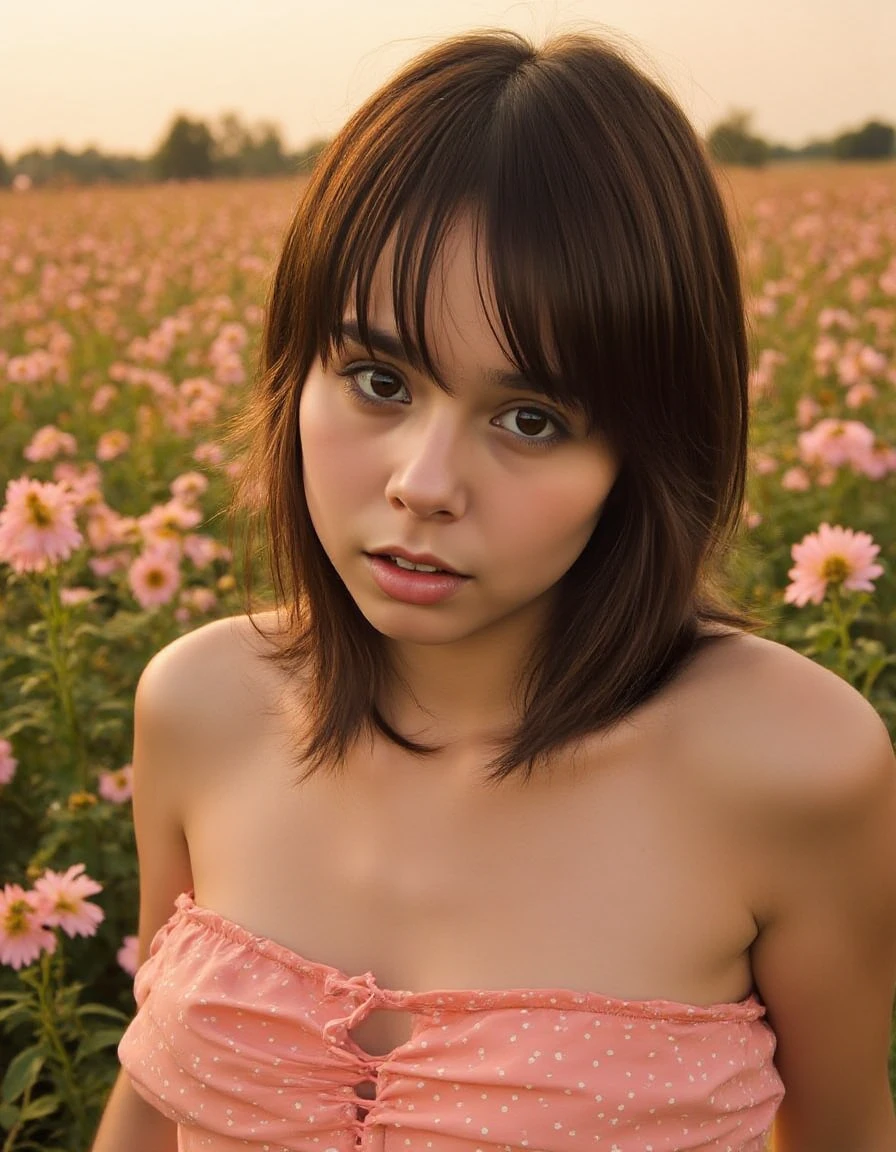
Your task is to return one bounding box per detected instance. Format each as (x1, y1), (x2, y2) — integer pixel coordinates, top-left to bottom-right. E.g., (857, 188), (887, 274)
(240, 121), (288, 177)
(833, 120), (895, 160)
(14, 149), (54, 185)
(212, 111), (251, 177)
(0, 151), (9, 186)
(154, 115), (215, 180)
(706, 110), (769, 167)
(293, 137), (328, 174)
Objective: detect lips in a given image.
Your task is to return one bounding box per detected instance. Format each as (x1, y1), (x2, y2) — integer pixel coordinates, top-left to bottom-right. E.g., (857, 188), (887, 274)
(367, 547), (464, 576)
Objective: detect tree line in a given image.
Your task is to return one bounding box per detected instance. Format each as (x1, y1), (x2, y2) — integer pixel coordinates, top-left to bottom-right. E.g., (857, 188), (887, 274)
(706, 111), (895, 167)
(1, 108), (894, 187)
(0, 112), (327, 187)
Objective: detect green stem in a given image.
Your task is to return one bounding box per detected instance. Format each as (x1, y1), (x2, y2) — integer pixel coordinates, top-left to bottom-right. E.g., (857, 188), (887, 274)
(36, 948), (89, 1145)
(826, 586), (852, 680)
(1, 1081), (32, 1152)
(43, 569), (89, 789)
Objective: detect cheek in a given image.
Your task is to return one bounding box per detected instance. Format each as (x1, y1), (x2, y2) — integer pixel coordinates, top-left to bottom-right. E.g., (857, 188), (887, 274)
(299, 380), (374, 517)
(503, 456), (616, 560)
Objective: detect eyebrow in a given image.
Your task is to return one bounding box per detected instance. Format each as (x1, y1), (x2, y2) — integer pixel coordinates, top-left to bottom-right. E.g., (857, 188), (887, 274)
(337, 319), (549, 396)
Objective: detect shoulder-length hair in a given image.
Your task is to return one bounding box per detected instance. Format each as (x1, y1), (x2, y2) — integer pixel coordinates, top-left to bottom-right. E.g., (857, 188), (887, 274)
(233, 29), (757, 784)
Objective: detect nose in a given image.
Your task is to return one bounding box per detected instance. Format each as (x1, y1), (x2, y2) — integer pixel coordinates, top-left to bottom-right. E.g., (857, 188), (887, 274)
(384, 411), (468, 520)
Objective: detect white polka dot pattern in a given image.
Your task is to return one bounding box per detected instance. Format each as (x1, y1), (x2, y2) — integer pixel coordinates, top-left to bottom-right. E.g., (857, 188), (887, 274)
(118, 895), (783, 1151)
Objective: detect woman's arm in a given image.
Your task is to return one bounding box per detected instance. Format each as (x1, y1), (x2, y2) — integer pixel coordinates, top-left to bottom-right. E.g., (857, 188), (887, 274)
(749, 675), (896, 1152)
(90, 641), (197, 1152)
(91, 1072), (179, 1152)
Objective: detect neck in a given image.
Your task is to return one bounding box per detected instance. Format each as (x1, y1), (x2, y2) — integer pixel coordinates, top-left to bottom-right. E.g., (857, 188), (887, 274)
(380, 598), (550, 750)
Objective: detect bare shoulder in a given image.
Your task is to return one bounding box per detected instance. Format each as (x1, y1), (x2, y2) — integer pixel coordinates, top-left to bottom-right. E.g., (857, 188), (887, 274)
(678, 631), (895, 817)
(692, 636), (896, 1145)
(135, 609), (293, 743)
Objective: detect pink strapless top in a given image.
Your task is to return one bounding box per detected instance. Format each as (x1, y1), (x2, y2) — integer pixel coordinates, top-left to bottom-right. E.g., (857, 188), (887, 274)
(119, 893), (783, 1152)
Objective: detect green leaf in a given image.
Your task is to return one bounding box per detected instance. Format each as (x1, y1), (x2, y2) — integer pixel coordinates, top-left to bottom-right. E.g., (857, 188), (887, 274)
(75, 1027), (125, 1062)
(0, 1101), (19, 1130)
(18, 1092), (61, 1121)
(1, 1044), (46, 1104)
(0, 1003), (33, 1028)
(77, 1003), (130, 1023)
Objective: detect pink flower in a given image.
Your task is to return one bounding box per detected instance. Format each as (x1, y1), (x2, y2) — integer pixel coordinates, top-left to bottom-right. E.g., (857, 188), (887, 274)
(98, 764), (133, 803)
(0, 477), (83, 573)
(138, 499), (202, 549)
(795, 395), (821, 428)
(86, 505), (138, 551)
(90, 384), (118, 414)
(845, 382), (876, 409)
(128, 549), (181, 609)
(0, 884), (56, 969)
(60, 586), (93, 607)
(96, 429), (131, 461)
(854, 440), (896, 481)
(780, 467), (811, 492)
(179, 586), (218, 614)
(193, 441), (225, 467)
(182, 533), (219, 568)
(32, 864), (104, 939)
(797, 418), (875, 471)
(89, 551), (131, 578)
(53, 461), (103, 508)
(23, 424), (77, 462)
(170, 471), (208, 502)
(0, 739), (17, 786)
(117, 934), (139, 976)
(751, 451), (777, 476)
(784, 523), (884, 607)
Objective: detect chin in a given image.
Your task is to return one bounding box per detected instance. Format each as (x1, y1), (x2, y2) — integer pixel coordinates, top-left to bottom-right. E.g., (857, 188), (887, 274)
(358, 605), (473, 647)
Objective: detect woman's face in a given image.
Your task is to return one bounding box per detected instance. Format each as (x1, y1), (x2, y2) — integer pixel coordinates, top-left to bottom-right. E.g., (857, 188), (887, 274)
(298, 220), (620, 653)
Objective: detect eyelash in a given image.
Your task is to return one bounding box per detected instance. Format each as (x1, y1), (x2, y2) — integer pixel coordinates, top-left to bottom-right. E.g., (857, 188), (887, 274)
(335, 362), (570, 450)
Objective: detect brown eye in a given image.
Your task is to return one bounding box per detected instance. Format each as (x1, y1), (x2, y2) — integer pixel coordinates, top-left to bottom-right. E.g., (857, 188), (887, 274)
(353, 368), (410, 403)
(514, 409), (549, 436)
(494, 406), (561, 442)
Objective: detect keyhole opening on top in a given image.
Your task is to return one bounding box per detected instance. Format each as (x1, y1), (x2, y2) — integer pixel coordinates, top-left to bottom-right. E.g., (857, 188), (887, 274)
(355, 1079), (377, 1101)
(347, 1007), (416, 1058)
(354, 1079), (377, 1123)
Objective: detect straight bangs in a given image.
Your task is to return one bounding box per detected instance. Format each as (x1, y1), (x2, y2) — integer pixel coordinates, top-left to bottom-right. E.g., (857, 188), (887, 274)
(239, 30), (756, 783)
(293, 31), (747, 512)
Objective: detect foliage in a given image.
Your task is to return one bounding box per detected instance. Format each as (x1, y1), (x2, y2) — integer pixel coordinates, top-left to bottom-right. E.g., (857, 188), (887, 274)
(833, 120), (896, 161)
(152, 115), (216, 181)
(706, 110), (770, 167)
(706, 113), (896, 165)
(11, 148), (150, 188)
(0, 168), (895, 1147)
(2, 114), (328, 188)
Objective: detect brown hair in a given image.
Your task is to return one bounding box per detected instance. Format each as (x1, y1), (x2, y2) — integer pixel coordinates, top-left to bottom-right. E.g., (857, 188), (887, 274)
(233, 28), (757, 784)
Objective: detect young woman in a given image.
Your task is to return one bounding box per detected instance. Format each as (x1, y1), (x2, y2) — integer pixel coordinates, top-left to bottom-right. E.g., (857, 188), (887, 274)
(92, 29), (896, 1152)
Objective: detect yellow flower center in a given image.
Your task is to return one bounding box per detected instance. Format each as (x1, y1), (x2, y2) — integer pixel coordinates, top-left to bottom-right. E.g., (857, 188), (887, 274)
(146, 568), (167, 588)
(3, 899), (33, 937)
(25, 491), (54, 528)
(53, 896), (78, 914)
(820, 554), (851, 584)
(67, 791), (96, 811)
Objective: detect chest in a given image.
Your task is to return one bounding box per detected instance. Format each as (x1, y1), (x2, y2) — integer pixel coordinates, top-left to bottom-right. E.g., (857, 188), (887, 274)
(185, 730), (756, 1063)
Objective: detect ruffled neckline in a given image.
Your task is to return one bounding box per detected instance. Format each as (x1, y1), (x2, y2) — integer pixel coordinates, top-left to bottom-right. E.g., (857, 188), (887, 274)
(165, 892), (767, 1024)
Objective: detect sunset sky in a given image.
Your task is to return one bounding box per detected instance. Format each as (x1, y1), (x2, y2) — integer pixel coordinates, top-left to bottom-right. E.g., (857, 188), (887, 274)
(2, 0), (893, 156)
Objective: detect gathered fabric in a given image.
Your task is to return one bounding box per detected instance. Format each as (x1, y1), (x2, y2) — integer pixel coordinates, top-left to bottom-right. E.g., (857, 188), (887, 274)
(119, 893), (783, 1151)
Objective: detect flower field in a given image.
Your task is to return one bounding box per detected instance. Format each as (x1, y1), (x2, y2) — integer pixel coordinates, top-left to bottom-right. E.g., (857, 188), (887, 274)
(1, 166), (895, 1147)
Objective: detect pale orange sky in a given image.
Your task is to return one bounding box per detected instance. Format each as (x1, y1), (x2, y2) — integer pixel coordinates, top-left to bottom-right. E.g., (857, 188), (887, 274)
(2, 0), (893, 156)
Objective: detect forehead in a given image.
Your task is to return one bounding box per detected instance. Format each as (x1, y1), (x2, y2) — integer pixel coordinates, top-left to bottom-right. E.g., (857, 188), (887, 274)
(360, 218), (512, 364)
(341, 214), (567, 395)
